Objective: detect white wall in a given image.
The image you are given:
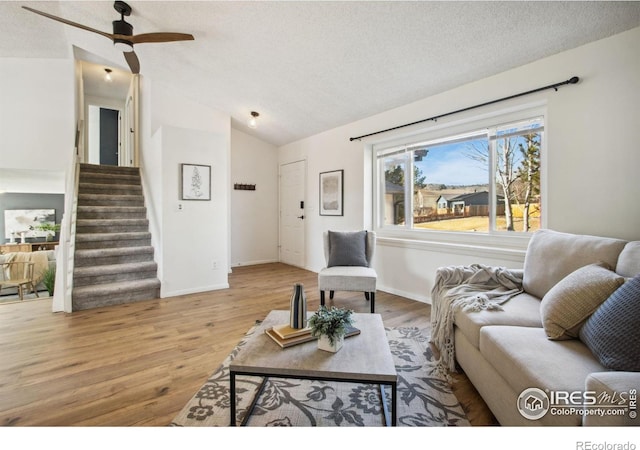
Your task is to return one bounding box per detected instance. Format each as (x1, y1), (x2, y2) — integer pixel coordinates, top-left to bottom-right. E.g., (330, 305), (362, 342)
(0, 57), (75, 186)
(230, 129), (279, 267)
(158, 126), (229, 296)
(279, 26), (640, 303)
(0, 169), (65, 194)
(87, 105), (101, 164)
(140, 79), (231, 297)
(279, 127), (368, 270)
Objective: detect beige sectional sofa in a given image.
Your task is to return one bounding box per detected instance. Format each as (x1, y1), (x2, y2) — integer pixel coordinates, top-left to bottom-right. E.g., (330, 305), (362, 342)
(433, 229), (640, 426)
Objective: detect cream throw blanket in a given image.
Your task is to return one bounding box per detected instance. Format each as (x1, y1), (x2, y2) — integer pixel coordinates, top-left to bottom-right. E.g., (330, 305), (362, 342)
(2, 252), (50, 285)
(430, 264), (524, 374)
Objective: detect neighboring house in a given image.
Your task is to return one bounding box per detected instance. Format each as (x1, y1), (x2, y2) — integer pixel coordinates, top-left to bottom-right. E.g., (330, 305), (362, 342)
(436, 194), (459, 213)
(437, 191), (505, 216)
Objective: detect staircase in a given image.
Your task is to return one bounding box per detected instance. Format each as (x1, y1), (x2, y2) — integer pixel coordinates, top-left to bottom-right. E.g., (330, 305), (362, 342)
(72, 163), (160, 311)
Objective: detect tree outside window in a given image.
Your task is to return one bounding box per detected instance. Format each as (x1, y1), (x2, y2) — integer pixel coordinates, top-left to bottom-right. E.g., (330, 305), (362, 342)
(378, 117), (543, 233)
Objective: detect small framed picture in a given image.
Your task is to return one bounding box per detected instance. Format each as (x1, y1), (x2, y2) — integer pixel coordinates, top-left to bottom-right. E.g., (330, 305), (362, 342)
(319, 170), (343, 216)
(181, 164), (211, 200)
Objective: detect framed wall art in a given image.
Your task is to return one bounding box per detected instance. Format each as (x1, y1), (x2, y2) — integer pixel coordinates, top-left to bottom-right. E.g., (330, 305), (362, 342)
(181, 164), (211, 201)
(4, 209), (56, 239)
(319, 170), (343, 216)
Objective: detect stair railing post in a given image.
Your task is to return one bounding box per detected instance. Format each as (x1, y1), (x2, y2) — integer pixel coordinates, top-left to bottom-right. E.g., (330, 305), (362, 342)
(52, 155), (80, 313)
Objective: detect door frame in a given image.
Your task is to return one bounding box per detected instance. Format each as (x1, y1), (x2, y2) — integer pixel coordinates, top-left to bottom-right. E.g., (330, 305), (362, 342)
(85, 102), (124, 165)
(125, 74), (140, 168)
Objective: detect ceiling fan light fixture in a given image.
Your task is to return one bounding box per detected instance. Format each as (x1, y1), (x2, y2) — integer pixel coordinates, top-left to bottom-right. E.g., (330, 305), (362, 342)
(248, 111), (260, 129)
(112, 15), (134, 53)
(114, 40), (134, 52)
(104, 68), (113, 82)
(22, 2), (194, 76)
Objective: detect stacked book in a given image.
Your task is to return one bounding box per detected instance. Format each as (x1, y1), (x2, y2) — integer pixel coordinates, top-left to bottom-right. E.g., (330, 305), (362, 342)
(265, 324), (360, 349)
(265, 324), (315, 348)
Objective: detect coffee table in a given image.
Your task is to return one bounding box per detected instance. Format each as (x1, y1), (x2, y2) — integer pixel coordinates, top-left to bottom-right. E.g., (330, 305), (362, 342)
(229, 309), (398, 426)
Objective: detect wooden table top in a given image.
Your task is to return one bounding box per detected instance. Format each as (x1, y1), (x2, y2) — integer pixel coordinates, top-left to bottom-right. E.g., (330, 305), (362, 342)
(230, 310), (397, 383)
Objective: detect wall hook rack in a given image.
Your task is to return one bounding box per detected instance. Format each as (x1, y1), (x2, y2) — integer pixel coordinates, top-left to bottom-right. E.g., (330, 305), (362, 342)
(234, 183), (256, 191)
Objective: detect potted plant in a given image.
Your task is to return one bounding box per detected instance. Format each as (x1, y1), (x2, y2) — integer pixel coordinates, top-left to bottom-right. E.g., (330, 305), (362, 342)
(31, 223), (60, 242)
(42, 266), (56, 296)
(308, 305), (354, 353)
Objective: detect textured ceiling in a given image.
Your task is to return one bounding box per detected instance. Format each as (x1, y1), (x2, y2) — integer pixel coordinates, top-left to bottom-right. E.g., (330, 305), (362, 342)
(2, 1), (640, 146)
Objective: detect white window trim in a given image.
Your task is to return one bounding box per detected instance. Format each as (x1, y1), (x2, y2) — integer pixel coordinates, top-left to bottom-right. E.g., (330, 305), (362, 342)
(371, 101), (548, 253)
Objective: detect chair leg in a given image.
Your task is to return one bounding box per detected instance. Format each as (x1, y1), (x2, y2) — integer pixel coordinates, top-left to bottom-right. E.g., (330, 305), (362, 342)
(364, 292), (369, 301)
(329, 290), (335, 300)
(370, 292), (375, 313)
(320, 290), (325, 306)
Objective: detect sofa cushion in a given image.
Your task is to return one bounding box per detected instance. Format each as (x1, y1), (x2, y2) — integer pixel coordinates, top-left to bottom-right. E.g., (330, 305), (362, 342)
(584, 372), (640, 426)
(523, 229), (627, 299)
(318, 266), (377, 292)
(327, 230), (368, 267)
(540, 263), (624, 340)
(616, 241), (640, 278)
(579, 274), (640, 371)
(480, 326), (605, 405)
(454, 292), (542, 349)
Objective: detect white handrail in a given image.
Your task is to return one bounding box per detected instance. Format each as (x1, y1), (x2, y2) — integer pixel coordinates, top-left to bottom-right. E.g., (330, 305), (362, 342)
(52, 155), (79, 313)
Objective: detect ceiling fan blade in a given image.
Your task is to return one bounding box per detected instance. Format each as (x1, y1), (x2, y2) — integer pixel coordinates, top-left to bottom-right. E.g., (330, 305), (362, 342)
(22, 6), (114, 40)
(130, 32), (195, 44)
(123, 51), (140, 74)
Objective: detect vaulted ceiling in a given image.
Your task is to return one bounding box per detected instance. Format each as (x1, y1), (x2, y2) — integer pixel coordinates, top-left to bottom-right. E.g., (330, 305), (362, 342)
(2, 1), (639, 146)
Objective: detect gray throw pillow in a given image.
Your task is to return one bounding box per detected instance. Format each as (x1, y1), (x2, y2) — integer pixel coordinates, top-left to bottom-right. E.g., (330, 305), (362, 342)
(540, 263), (625, 340)
(327, 230), (368, 267)
(579, 274), (640, 371)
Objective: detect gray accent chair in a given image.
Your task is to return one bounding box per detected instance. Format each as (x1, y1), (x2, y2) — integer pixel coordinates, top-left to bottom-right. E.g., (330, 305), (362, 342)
(318, 230), (377, 313)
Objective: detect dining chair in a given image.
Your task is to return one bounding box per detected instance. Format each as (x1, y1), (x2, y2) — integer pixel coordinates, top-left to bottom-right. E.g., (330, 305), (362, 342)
(0, 261), (39, 300)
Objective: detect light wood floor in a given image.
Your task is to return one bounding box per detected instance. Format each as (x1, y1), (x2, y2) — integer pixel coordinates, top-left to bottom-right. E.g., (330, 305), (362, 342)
(0, 263), (497, 426)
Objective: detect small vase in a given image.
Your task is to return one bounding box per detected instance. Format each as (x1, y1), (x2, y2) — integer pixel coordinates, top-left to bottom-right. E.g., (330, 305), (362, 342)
(289, 283), (307, 329)
(318, 334), (344, 353)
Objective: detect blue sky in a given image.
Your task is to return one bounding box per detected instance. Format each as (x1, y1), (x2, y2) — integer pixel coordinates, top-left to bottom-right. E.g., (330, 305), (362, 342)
(416, 139), (489, 186)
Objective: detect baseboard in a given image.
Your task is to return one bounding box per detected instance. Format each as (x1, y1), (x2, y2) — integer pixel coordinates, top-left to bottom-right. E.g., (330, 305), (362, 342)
(231, 259), (279, 268)
(377, 284), (430, 304)
(161, 283), (230, 298)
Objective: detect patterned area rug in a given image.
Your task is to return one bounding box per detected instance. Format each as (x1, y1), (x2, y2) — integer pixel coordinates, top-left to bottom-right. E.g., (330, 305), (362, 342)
(171, 323), (469, 427)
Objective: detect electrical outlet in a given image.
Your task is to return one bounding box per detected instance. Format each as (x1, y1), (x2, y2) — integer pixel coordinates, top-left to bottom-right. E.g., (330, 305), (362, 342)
(212, 260), (219, 270)
(176, 203), (184, 212)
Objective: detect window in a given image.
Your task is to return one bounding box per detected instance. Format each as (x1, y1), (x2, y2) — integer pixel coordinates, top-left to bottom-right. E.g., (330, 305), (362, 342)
(376, 115), (543, 234)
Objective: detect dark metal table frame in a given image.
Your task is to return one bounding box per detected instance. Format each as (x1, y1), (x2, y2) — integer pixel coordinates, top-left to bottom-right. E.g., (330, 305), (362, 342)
(230, 370), (397, 426)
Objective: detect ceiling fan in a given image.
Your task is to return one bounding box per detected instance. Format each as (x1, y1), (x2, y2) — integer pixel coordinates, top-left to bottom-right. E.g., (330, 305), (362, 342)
(22, 1), (194, 74)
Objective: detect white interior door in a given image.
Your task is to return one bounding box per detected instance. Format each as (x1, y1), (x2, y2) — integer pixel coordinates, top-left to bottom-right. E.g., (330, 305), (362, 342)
(279, 160), (306, 268)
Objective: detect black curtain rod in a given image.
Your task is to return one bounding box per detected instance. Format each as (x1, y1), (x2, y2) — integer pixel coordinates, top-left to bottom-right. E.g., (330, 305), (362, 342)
(349, 76), (580, 142)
